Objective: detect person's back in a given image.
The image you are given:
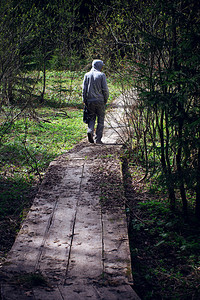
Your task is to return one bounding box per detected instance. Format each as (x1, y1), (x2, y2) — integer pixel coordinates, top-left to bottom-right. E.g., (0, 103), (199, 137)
(83, 60), (109, 104)
(82, 60), (109, 144)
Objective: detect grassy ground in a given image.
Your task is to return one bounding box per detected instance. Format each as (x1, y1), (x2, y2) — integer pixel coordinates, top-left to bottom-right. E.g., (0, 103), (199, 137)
(0, 69), (120, 262)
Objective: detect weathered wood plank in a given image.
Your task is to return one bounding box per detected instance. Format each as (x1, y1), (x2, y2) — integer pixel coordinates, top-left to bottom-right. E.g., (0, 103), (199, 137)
(35, 197), (77, 282)
(35, 162), (86, 283)
(65, 163), (103, 282)
(4, 162), (84, 275)
(1, 284), (35, 300)
(65, 202), (102, 281)
(60, 282), (140, 300)
(102, 208), (133, 284)
(96, 284), (141, 300)
(33, 287), (63, 300)
(60, 281), (99, 299)
(4, 194), (59, 274)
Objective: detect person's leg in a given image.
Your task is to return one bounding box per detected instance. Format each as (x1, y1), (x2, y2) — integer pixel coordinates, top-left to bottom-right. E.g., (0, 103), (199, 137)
(95, 102), (105, 143)
(87, 102), (96, 143)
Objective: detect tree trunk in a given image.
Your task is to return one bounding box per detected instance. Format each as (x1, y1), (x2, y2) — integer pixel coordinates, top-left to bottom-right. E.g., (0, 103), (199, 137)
(165, 109), (176, 210)
(172, 11), (187, 217)
(40, 59), (46, 103)
(156, 108), (176, 210)
(176, 117), (188, 217)
(195, 148), (200, 219)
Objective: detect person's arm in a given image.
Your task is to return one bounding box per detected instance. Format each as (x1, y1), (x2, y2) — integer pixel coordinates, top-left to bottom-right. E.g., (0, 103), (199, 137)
(82, 75), (88, 103)
(102, 74), (109, 103)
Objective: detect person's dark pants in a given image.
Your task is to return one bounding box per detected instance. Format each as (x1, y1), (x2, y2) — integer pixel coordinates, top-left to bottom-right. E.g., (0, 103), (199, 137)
(87, 101), (105, 142)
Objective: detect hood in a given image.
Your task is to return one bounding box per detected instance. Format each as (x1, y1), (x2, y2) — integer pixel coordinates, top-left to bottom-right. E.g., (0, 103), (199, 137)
(92, 59), (104, 71)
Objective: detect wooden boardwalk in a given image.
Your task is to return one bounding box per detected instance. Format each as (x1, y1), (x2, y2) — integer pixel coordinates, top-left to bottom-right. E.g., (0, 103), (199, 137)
(1, 97), (140, 299)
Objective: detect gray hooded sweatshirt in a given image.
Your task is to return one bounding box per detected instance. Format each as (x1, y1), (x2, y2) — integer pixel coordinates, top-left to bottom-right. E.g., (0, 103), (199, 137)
(82, 60), (109, 103)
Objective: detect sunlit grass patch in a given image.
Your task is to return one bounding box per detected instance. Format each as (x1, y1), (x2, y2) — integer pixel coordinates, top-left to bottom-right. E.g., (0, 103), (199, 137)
(0, 108), (86, 182)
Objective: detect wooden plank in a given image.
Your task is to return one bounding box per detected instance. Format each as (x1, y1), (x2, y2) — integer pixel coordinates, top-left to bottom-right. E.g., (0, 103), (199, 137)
(60, 281), (99, 300)
(96, 284), (141, 300)
(102, 209), (133, 285)
(4, 194), (59, 274)
(35, 163), (85, 283)
(33, 287), (63, 300)
(65, 201), (102, 281)
(35, 197), (77, 283)
(1, 284), (35, 300)
(4, 162), (84, 276)
(60, 282), (140, 300)
(65, 163), (103, 282)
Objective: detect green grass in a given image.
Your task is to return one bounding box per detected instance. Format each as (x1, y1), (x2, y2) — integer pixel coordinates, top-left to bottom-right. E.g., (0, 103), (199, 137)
(0, 108), (86, 182)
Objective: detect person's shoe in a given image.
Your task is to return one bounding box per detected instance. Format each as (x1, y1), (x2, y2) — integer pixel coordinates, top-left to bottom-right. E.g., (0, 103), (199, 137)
(95, 140), (103, 144)
(87, 133), (94, 143)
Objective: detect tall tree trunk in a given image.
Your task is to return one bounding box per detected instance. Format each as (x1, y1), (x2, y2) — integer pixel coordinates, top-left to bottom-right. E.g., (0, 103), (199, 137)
(176, 117), (188, 217)
(172, 10), (187, 217)
(165, 109), (176, 210)
(156, 108), (176, 210)
(195, 147), (200, 219)
(41, 59), (46, 103)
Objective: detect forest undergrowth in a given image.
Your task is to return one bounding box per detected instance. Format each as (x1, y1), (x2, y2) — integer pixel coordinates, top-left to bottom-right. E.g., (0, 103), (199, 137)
(122, 151), (200, 300)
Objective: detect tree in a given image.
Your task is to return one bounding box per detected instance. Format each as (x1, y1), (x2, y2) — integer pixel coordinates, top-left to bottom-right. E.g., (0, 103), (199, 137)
(85, 0), (200, 218)
(128, 0), (200, 218)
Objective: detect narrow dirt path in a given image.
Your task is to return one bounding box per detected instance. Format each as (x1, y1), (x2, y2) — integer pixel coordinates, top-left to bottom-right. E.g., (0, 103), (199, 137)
(1, 97), (140, 299)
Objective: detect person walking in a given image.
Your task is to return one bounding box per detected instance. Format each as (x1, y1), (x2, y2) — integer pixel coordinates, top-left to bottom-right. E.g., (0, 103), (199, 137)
(82, 59), (109, 144)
